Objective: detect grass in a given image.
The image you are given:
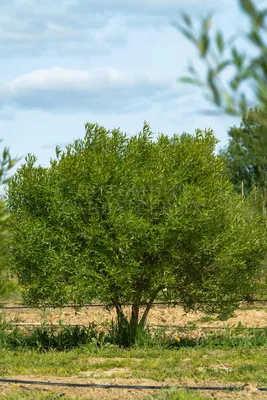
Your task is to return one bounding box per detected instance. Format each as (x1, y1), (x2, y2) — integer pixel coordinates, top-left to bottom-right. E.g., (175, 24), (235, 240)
(0, 388), (223, 400)
(0, 314), (267, 378)
(1, 301), (267, 399)
(0, 391), (75, 399)
(0, 347), (264, 399)
(196, 316), (215, 324)
(0, 345), (266, 384)
(144, 389), (214, 400)
(239, 304), (267, 311)
(0, 327), (266, 399)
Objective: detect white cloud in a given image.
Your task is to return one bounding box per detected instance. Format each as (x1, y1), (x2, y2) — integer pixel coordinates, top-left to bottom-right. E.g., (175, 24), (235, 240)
(67, 0), (218, 16)
(0, 0), (227, 58)
(0, 67), (183, 114)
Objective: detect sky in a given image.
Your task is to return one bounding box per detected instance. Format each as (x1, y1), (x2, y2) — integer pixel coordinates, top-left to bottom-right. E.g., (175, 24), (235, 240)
(0, 0), (247, 176)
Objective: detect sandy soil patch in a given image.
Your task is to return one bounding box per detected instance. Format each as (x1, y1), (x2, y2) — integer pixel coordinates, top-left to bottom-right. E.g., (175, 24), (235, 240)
(0, 376), (267, 400)
(1, 303), (267, 329)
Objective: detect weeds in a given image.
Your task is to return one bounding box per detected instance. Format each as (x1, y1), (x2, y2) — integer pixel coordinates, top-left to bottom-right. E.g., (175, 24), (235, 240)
(144, 389), (212, 400)
(1, 313), (267, 351)
(0, 316), (108, 351)
(0, 391), (72, 400)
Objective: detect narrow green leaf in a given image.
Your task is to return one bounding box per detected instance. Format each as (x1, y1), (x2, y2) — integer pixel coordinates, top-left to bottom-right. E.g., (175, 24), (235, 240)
(230, 77), (241, 91)
(179, 77), (205, 87)
(231, 48), (245, 70)
(249, 30), (264, 47)
(188, 64), (198, 75)
(182, 13), (192, 27)
(199, 33), (209, 58)
(214, 60), (232, 76)
(238, 93), (248, 114)
(203, 15), (212, 33)
(222, 91), (237, 114)
(207, 69), (221, 105)
(216, 32), (224, 53)
(239, 0), (257, 17)
(172, 22), (198, 45)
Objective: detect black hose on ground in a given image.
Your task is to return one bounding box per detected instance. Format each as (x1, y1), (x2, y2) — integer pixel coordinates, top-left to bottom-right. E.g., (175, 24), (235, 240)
(0, 378), (266, 391)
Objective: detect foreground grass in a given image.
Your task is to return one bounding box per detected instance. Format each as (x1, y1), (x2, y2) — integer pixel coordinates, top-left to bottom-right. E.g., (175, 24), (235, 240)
(0, 345), (266, 385)
(0, 388), (212, 400)
(1, 308), (267, 399)
(0, 391), (76, 399)
(144, 390), (216, 400)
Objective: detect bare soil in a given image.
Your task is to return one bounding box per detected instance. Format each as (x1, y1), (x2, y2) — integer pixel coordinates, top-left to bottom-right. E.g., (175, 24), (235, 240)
(1, 376), (267, 400)
(1, 303), (267, 329)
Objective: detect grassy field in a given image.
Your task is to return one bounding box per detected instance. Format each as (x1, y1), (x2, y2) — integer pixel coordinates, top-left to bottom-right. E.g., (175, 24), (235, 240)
(0, 333), (267, 399)
(1, 300), (267, 399)
(0, 344), (266, 381)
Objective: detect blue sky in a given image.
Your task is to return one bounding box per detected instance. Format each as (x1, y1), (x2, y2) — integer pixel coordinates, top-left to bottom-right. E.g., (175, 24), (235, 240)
(0, 0), (246, 174)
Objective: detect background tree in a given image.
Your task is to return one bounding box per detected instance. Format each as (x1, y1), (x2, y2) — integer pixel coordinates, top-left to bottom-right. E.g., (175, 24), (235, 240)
(0, 141), (17, 299)
(176, 0), (267, 124)
(220, 106), (267, 196)
(7, 123), (267, 345)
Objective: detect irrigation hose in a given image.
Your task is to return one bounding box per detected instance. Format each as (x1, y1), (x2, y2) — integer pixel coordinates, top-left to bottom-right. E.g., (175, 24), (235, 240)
(2, 299), (267, 309)
(0, 378), (266, 391)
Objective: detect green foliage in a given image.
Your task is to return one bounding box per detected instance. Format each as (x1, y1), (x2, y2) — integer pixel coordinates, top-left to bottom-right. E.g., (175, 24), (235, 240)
(0, 315), (108, 351)
(0, 141), (18, 300)
(144, 389), (212, 400)
(176, 0), (267, 123)
(218, 108), (267, 300)
(7, 122), (267, 345)
(1, 343), (267, 386)
(220, 106), (267, 195)
(1, 311), (267, 352)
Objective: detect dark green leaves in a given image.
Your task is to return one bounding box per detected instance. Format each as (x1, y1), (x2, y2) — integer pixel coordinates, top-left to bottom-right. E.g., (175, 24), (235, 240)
(239, 0), (257, 17)
(216, 32), (224, 54)
(207, 69), (221, 105)
(231, 48), (245, 70)
(222, 105), (267, 196)
(199, 32), (209, 58)
(7, 123), (267, 321)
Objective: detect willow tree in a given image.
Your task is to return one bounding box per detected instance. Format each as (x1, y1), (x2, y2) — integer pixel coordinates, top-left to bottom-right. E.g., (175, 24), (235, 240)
(7, 123), (267, 344)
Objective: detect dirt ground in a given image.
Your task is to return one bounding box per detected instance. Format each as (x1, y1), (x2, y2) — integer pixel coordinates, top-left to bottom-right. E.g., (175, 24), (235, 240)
(1, 302), (267, 329)
(0, 376), (267, 400)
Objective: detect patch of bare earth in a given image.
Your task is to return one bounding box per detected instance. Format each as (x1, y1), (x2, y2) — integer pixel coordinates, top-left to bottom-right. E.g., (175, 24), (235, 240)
(1, 303), (267, 329)
(1, 377), (267, 400)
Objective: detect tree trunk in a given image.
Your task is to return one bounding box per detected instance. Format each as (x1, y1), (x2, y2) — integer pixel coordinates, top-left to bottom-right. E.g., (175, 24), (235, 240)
(112, 286), (164, 346)
(130, 304), (139, 338)
(113, 302), (132, 346)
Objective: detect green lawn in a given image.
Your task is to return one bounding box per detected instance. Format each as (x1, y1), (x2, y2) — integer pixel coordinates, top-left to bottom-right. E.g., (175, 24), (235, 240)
(0, 335), (266, 399)
(0, 345), (266, 383)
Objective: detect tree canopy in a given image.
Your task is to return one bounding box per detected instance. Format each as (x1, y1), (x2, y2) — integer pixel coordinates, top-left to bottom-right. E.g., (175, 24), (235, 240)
(220, 106), (267, 195)
(7, 123), (267, 343)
